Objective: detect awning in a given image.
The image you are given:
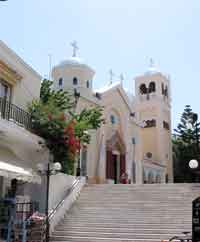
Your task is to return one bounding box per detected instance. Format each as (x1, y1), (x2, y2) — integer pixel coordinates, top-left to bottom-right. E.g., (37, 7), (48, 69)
(0, 160), (41, 184)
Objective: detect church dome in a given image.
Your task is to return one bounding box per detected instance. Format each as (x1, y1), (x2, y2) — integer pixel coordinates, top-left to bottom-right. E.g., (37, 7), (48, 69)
(55, 56), (95, 75)
(52, 41), (95, 94)
(59, 56), (84, 66)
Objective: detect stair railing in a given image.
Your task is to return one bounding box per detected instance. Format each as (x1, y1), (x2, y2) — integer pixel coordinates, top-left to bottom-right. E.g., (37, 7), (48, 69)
(48, 176), (86, 234)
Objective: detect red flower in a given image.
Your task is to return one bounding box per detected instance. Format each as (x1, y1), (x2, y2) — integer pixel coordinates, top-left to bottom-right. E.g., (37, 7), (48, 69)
(68, 136), (76, 146)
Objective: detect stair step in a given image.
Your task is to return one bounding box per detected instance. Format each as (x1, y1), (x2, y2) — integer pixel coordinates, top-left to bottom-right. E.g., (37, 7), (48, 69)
(50, 184), (197, 242)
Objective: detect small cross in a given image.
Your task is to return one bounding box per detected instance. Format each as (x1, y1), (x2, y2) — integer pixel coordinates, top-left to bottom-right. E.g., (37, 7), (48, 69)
(119, 73), (124, 86)
(71, 41), (79, 57)
(149, 58), (155, 68)
(109, 69), (114, 83)
(120, 73), (124, 82)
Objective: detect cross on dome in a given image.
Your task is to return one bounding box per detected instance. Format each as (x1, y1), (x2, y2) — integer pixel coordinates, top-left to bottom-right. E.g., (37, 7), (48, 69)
(71, 40), (79, 57)
(109, 69), (114, 80)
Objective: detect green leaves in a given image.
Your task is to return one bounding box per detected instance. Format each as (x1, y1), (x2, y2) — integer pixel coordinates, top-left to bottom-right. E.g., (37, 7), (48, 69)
(173, 105), (200, 182)
(40, 79), (74, 111)
(28, 79), (104, 175)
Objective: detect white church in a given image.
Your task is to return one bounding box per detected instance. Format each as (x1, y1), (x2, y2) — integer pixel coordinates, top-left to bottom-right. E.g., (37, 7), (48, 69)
(52, 42), (173, 184)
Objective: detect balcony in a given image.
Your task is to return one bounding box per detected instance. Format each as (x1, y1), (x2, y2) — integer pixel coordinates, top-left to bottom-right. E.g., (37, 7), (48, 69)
(0, 97), (32, 130)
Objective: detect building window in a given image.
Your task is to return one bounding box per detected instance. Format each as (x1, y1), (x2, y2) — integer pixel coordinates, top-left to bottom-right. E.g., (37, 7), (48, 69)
(149, 82), (156, 93)
(145, 152), (153, 159)
(86, 80), (90, 88)
(0, 79), (11, 101)
(58, 78), (63, 87)
(110, 115), (116, 124)
(144, 119), (156, 128)
(132, 137), (136, 144)
(163, 121), (170, 130)
(162, 83), (168, 98)
(140, 83), (147, 94)
(73, 77), (78, 85)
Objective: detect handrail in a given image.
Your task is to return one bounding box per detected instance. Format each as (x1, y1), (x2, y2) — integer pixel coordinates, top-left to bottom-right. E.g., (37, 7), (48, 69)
(0, 97), (32, 129)
(48, 177), (81, 221)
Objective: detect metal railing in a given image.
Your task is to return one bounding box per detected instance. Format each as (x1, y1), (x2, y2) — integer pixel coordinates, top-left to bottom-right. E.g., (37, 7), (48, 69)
(48, 177), (81, 220)
(0, 96), (32, 129)
(0, 199), (39, 241)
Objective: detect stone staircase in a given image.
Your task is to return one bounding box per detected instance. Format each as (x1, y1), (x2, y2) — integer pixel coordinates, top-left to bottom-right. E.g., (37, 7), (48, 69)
(50, 183), (200, 242)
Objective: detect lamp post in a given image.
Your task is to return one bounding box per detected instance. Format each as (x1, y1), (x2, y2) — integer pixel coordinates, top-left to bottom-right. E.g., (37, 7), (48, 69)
(189, 159), (200, 182)
(37, 156), (62, 242)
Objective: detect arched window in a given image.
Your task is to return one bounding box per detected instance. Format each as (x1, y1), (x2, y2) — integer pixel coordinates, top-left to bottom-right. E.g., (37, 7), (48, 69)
(164, 86), (168, 97)
(144, 119), (156, 128)
(73, 77), (78, 85)
(161, 83), (165, 94)
(86, 80), (90, 88)
(140, 84), (147, 94)
(110, 115), (116, 124)
(58, 78), (63, 87)
(149, 82), (156, 93)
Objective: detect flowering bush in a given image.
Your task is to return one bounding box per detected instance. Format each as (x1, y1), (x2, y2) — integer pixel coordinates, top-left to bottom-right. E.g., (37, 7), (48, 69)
(29, 79), (103, 174)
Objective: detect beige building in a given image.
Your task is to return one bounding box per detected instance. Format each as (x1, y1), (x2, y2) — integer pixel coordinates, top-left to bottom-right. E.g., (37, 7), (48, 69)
(52, 47), (173, 184)
(0, 40), (49, 202)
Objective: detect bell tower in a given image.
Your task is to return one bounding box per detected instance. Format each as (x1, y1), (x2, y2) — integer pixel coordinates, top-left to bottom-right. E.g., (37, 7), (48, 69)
(134, 60), (173, 183)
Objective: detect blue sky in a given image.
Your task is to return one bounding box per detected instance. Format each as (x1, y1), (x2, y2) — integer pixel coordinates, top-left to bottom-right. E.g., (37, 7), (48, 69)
(1, 0), (200, 129)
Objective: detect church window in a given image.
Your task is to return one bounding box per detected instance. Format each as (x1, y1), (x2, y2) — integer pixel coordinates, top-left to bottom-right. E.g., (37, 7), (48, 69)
(162, 84), (168, 98)
(163, 121), (170, 130)
(132, 137), (136, 144)
(140, 84), (147, 94)
(110, 115), (116, 124)
(86, 80), (90, 88)
(162, 83), (165, 94)
(164, 86), (168, 97)
(73, 77), (78, 85)
(149, 82), (156, 93)
(145, 152), (153, 159)
(144, 119), (156, 128)
(58, 78), (63, 87)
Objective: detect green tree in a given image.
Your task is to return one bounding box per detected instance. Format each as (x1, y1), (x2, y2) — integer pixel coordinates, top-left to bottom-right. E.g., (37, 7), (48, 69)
(29, 79), (104, 174)
(173, 105), (200, 182)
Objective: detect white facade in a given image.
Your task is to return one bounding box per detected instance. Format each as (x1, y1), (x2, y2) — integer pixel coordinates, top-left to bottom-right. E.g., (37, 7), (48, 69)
(0, 40), (49, 200)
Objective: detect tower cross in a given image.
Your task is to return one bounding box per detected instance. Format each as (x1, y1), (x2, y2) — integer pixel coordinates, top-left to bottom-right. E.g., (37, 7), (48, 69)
(109, 69), (114, 84)
(71, 41), (79, 57)
(120, 73), (124, 81)
(149, 58), (155, 68)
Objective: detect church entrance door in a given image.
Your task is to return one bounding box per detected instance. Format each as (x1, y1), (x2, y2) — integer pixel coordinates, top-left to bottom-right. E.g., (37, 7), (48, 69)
(112, 154), (118, 184)
(106, 131), (126, 184)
